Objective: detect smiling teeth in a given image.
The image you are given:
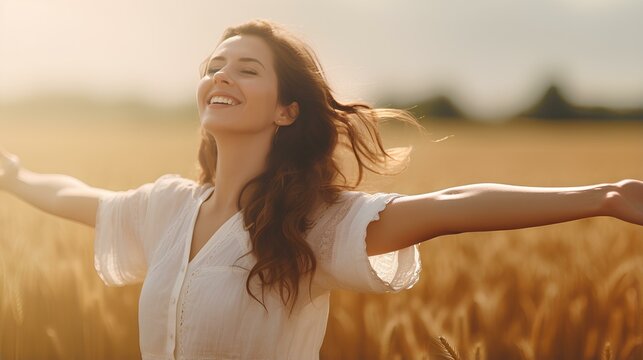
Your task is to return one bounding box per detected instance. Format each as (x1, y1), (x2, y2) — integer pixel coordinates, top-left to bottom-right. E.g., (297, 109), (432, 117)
(209, 96), (238, 105)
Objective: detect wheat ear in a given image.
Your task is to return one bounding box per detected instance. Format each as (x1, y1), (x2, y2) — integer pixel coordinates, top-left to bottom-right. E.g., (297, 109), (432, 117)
(601, 341), (612, 360)
(439, 336), (461, 360)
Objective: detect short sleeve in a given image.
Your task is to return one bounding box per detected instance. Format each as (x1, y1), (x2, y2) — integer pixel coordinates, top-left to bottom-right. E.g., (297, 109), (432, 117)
(320, 191), (422, 293)
(93, 173), (188, 287)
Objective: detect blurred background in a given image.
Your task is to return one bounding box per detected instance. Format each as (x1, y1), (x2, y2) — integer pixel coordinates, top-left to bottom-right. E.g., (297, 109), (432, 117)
(1, 0), (643, 122)
(0, 0), (642, 359)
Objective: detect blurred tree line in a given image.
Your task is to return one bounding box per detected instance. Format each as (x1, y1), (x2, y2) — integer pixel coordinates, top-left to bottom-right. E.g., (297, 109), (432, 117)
(382, 82), (643, 123)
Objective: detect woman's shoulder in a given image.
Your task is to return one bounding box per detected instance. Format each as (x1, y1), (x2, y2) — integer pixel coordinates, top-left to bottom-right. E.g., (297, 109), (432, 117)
(308, 190), (373, 228)
(148, 173), (206, 203)
(317, 190), (395, 210)
(310, 189), (406, 230)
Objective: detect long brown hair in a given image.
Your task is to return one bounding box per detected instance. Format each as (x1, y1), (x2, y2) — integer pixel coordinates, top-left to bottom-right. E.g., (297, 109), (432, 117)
(195, 19), (427, 315)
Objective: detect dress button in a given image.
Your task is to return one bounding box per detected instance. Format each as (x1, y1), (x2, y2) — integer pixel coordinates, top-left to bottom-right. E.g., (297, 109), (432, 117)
(171, 298), (177, 305)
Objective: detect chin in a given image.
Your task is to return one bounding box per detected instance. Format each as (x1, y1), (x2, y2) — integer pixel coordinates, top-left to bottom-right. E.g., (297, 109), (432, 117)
(200, 118), (252, 136)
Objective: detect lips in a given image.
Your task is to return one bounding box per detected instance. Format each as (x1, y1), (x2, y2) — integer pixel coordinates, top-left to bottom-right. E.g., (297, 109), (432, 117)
(207, 102), (241, 109)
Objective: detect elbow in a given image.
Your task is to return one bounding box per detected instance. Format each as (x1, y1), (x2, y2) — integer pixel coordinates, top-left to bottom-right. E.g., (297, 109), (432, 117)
(438, 183), (489, 198)
(440, 188), (463, 196)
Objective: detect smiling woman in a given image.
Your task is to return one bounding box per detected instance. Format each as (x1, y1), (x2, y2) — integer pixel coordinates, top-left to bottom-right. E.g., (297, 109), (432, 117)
(0, 16), (415, 355)
(101, 19), (427, 360)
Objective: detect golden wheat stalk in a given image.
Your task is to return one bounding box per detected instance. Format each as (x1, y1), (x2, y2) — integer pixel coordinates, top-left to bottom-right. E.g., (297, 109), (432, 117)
(427, 335), (461, 360)
(601, 341), (612, 360)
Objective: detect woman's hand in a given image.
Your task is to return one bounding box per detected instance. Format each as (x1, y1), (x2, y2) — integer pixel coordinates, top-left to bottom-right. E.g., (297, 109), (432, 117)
(602, 179), (643, 226)
(0, 147), (22, 191)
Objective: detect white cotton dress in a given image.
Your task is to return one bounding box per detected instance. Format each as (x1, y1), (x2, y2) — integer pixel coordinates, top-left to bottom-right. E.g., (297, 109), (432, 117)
(94, 174), (422, 360)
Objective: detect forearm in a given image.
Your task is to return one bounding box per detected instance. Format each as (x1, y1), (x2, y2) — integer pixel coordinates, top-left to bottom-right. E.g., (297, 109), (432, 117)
(3, 167), (91, 217)
(436, 182), (611, 234)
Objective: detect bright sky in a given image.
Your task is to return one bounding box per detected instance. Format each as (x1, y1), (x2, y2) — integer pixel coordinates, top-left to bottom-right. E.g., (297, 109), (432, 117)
(1, 0), (642, 118)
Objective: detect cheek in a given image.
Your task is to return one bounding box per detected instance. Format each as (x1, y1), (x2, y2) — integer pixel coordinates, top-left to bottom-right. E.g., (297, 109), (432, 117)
(245, 82), (279, 117)
(247, 79), (276, 99)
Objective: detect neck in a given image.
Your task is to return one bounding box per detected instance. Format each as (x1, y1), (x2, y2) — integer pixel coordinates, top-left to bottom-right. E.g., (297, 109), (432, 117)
(207, 130), (273, 214)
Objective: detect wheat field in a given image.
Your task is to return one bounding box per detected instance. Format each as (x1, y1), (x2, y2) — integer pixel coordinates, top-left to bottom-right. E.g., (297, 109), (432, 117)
(0, 114), (642, 359)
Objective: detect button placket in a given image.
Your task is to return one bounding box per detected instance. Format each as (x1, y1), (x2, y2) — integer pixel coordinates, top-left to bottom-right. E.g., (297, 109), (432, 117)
(167, 266), (186, 356)
(175, 267), (200, 358)
(167, 188), (211, 358)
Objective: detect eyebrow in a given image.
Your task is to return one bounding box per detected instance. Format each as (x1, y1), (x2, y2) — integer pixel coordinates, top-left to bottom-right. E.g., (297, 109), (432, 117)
(209, 56), (266, 69)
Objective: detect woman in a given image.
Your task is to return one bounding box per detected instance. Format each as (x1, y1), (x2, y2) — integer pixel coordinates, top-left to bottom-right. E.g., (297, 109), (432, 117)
(0, 18), (641, 360)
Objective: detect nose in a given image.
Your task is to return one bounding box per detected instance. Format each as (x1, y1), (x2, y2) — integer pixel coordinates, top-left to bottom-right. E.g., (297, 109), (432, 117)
(212, 68), (233, 85)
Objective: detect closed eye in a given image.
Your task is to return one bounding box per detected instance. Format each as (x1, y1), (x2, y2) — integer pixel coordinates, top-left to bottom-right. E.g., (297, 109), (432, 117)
(206, 68), (257, 76)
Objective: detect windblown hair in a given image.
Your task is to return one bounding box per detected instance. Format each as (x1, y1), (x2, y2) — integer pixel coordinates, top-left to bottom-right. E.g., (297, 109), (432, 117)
(195, 19), (427, 315)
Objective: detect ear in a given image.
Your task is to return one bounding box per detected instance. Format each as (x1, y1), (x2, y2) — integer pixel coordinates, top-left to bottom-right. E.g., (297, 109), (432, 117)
(275, 101), (299, 126)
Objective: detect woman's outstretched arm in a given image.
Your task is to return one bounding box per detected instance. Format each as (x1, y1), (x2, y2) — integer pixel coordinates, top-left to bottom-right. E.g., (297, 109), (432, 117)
(365, 180), (642, 256)
(0, 147), (110, 228)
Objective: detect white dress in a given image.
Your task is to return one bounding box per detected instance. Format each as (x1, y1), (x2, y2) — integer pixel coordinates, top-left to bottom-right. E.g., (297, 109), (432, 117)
(94, 174), (422, 360)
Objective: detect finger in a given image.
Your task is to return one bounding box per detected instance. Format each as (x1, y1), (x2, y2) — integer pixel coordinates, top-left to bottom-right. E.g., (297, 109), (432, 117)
(1, 150), (18, 165)
(0, 147), (12, 160)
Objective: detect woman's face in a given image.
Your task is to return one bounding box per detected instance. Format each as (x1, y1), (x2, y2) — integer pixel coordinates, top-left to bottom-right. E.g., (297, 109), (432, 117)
(196, 34), (280, 136)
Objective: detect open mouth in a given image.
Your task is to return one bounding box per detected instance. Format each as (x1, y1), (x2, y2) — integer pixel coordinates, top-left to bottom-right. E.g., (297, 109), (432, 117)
(207, 95), (242, 109)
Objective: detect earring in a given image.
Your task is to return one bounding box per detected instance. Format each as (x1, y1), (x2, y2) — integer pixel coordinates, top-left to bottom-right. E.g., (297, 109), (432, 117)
(273, 124), (280, 144)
